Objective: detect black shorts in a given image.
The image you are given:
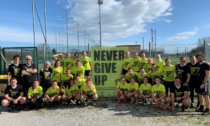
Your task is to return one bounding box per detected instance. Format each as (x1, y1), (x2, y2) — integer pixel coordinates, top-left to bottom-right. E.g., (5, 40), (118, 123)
(189, 79), (197, 91)
(87, 94), (93, 98)
(8, 100), (21, 106)
(196, 82), (209, 95)
(121, 69), (128, 75)
(175, 99), (182, 103)
(85, 70), (91, 76)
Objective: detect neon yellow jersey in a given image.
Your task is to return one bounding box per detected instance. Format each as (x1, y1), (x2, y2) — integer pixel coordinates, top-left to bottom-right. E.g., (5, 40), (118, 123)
(54, 57), (65, 68)
(71, 58), (79, 67)
(132, 56), (141, 72)
(65, 85), (79, 96)
(81, 84), (97, 95)
(154, 60), (165, 72)
(137, 74), (147, 84)
(122, 57), (133, 70)
(144, 63), (152, 72)
(80, 56), (91, 70)
(72, 66), (85, 79)
(139, 83), (152, 95)
(163, 65), (175, 82)
(75, 79), (86, 87)
(116, 82), (129, 92)
(140, 58), (148, 69)
(62, 58), (73, 73)
(128, 82), (139, 92)
(62, 74), (74, 83)
(46, 86), (60, 97)
(125, 72), (140, 82)
(147, 70), (162, 84)
(151, 84), (165, 98)
(51, 66), (63, 83)
(27, 86), (43, 98)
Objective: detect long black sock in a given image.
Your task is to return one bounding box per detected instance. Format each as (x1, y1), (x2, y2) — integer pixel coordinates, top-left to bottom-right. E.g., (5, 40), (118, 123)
(196, 95), (200, 107)
(190, 90), (194, 103)
(200, 105), (204, 109)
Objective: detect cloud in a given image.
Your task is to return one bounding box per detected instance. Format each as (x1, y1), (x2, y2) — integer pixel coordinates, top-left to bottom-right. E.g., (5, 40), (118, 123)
(164, 19), (172, 23)
(65, 0), (172, 45)
(160, 19), (172, 23)
(166, 28), (198, 42)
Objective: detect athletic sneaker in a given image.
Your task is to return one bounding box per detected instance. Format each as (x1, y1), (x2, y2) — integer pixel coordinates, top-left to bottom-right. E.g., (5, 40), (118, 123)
(175, 103), (180, 108)
(93, 102), (96, 106)
(84, 100), (88, 106)
(202, 109), (209, 115)
(76, 100), (82, 105)
(190, 103), (194, 108)
(143, 100), (149, 105)
(195, 107), (204, 112)
(196, 103), (200, 109)
(181, 106), (185, 112)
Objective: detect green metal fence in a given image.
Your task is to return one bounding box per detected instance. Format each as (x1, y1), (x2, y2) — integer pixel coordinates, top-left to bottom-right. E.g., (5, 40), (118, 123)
(1, 47), (38, 74)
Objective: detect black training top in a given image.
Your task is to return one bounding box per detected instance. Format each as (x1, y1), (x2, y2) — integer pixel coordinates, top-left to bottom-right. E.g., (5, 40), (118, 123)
(170, 84), (188, 98)
(39, 68), (53, 85)
(176, 64), (190, 84)
(21, 64), (37, 84)
(4, 84), (23, 99)
(197, 61), (210, 83)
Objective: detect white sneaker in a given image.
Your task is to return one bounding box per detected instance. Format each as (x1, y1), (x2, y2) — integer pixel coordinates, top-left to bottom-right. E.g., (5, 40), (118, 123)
(93, 102), (96, 106)
(84, 101), (88, 106)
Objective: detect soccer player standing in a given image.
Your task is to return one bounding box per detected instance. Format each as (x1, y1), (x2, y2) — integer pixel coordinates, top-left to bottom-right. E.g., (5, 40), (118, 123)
(175, 56), (190, 86)
(80, 51), (92, 80)
(21, 55), (37, 95)
(8, 55), (22, 84)
(195, 54), (210, 115)
(186, 55), (200, 108)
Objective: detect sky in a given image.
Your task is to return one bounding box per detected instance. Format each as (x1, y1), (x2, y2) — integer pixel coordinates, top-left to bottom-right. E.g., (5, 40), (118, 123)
(0, 0), (210, 53)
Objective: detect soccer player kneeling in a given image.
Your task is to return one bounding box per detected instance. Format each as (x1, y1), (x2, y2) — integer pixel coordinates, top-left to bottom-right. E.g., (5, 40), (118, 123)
(62, 79), (81, 105)
(116, 77), (129, 104)
(127, 77), (139, 104)
(27, 81), (44, 109)
(44, 81), (61, 105)
(81, 79), (98, 106)
(138, 77), (152, 105)
(151, 77), (167, 110)
(166, 77), (190, 112)
(1, 78), (26, 112)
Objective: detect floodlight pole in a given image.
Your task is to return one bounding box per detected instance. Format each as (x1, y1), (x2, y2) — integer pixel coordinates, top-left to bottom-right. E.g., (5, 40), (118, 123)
(44, 0), (47, 61)
(32, 0), (36, 47)
(154, 29), (156, 55)
(66, 10), (69, 52)
(98, 0), (103, 47)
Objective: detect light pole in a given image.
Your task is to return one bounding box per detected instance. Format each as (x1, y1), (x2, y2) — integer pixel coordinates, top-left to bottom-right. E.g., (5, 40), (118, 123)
(98, 0), (103, 47)
(66, 10), (69, 52)
(32, 0), (36, 47)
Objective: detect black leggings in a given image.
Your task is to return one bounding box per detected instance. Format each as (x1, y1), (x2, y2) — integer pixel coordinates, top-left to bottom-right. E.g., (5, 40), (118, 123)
(163, 81), (174, 96)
